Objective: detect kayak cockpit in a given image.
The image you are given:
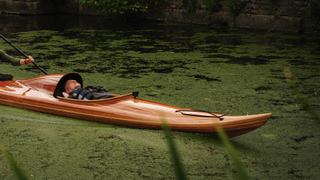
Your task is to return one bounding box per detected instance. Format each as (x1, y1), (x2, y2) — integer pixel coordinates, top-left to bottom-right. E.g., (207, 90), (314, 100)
(56, 93), (134, 105)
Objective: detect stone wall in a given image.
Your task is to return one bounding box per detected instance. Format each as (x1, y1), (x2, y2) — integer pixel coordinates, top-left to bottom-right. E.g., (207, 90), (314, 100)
(0, 0), (58, 14)
(0, 0), (78, 14)
(138, 0), (316, 34)
(0, 0), (318, 34)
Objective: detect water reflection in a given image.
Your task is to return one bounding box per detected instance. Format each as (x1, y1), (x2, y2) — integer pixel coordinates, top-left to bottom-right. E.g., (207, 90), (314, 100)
(0, 14), (187, 37)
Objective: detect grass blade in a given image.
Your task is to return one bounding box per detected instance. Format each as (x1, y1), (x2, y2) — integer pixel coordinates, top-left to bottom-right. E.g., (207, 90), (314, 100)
(159, 113), (187, 180)
(216, 125), (251, 180)
(284, 66), (320, 125)
(0, 144), (29, 180)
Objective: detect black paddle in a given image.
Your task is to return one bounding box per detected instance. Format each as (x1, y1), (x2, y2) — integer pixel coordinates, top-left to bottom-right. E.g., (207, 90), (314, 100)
(0, 33), (48, 75)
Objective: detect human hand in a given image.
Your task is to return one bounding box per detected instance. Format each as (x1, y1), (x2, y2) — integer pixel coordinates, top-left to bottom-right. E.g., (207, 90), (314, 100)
(20, 56), (34, 65)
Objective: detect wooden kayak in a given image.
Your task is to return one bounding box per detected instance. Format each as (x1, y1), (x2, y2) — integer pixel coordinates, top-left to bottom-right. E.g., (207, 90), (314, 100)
(0, 73), (271, 138)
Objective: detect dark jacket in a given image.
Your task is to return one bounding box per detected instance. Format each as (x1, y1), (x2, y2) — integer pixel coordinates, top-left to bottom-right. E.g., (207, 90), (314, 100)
(0, 50), (20, 65)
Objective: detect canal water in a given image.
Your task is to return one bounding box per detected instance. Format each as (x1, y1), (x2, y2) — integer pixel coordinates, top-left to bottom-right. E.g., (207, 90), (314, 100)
(0, 14), (320, 179)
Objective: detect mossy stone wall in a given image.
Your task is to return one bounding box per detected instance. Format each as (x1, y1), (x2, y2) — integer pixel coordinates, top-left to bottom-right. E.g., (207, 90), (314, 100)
(139, 0), (316, 34)
(0, 0), (317, 34)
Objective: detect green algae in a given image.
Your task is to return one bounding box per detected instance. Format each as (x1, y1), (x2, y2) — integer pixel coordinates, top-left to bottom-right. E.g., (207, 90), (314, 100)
(1, 17), (320, 179)
(1, 145), (30, 180)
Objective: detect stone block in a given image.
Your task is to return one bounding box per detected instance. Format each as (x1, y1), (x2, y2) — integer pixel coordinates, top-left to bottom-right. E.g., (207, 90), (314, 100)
(0, 0), (57, 14)
(280, 5), (306, 17)
(273, 16), (302, 33)
(293, 1), (308, 7)
(139, 9), (188, 23)
(304, 18), (320, 34)
(255, 0), (272, 5)
(236, 14), (274, 29)
(236, 14), (302, 33)
(210, 11), (233, 24)
(78, 3), (101, 15)
(278, 0), (293, 6)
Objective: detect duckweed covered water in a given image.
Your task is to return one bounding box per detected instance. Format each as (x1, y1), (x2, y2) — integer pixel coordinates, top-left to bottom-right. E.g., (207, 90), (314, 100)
(1, 14), (320, 179)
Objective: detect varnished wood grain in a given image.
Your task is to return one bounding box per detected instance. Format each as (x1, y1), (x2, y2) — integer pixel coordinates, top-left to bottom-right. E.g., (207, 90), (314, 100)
(0, 73), (272, 138)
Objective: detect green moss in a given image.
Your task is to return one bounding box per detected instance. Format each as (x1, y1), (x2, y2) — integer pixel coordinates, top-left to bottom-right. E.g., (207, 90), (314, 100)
(187, 0), (197, 12)
(1, 23), (320, 179)
(225, 0), (241, 25)
(203, 0), (221, 13)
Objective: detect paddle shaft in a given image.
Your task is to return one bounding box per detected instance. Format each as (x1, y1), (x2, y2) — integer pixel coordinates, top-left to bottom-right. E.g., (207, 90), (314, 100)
(0, 33), (48, 75)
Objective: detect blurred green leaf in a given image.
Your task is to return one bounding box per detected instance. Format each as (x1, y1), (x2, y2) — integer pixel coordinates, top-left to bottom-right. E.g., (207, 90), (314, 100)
(284, 66), (320, 125)
(215, 125), (251, 180)
(0, 145), (29, 180)
(159, 113), (187, 180)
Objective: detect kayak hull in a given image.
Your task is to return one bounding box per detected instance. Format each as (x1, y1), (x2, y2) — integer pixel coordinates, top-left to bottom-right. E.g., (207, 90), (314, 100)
(0, 73), (272, 138)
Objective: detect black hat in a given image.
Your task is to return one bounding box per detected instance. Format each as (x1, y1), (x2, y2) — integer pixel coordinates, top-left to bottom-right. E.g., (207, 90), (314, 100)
(53, 73), (83, 98)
